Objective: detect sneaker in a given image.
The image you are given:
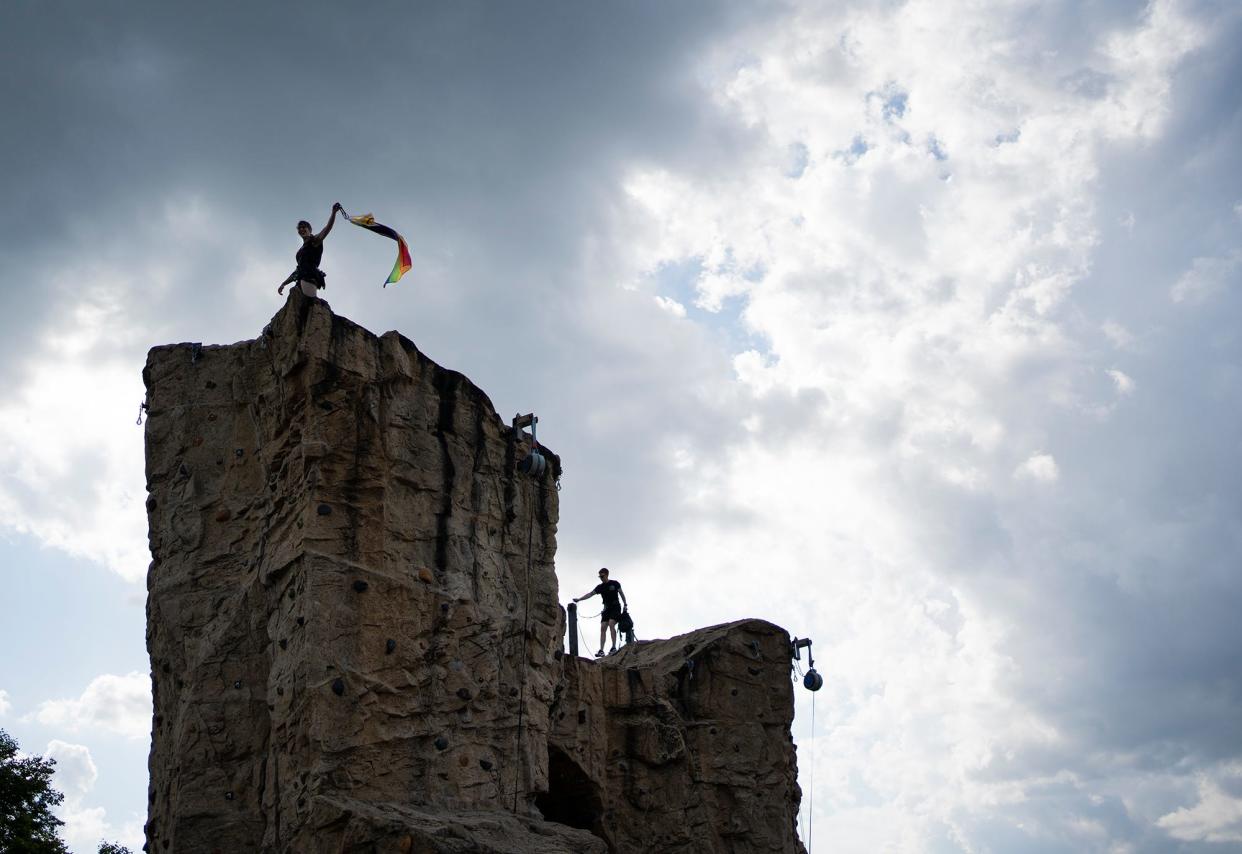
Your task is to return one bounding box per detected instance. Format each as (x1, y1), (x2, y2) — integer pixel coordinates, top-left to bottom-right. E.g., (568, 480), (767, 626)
(609, 646), (617, 655)
(595, 649), (605, 657)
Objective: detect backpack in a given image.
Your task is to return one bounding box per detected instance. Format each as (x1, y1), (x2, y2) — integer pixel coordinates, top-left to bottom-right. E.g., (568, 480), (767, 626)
(617, 609), (636, 643)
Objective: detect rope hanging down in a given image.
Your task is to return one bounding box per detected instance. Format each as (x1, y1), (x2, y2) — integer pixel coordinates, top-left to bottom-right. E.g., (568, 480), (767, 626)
(793, 655), (817, 853)
(511, 489), (537, 812)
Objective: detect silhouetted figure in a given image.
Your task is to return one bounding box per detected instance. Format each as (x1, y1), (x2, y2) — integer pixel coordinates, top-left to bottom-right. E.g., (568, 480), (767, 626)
(279, 202), (342, 298)
(574, 567), (627, 656)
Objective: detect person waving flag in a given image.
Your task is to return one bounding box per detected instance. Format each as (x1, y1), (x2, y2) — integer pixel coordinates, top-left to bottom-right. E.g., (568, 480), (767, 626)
(342, 209), (412, 287)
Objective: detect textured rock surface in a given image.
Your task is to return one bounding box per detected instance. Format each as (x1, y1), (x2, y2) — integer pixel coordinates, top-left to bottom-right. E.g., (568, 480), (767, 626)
(144, 290), (803, 853)
(547, 621), (806, 854)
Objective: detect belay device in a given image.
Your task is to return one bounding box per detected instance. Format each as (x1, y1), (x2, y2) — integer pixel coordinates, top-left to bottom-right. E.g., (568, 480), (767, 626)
(512, 412), (547, 477)
(791, 636), (823, 691)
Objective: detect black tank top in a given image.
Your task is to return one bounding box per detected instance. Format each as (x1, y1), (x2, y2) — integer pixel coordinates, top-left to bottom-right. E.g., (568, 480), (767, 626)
(295, 238), (323, 274)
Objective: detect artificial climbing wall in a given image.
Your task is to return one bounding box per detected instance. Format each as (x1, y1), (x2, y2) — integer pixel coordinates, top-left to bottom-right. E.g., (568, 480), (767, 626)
(142, 292), (564, 852)
(547, 620), (807, 854)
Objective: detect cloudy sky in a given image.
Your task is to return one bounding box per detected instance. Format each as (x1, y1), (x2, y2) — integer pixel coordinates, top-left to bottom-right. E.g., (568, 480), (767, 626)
(2, 1), (1240, 851)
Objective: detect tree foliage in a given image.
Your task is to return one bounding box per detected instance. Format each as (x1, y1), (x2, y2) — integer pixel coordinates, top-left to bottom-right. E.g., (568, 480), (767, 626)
(0, 728), (69, 853)
(98, 842), (133, 854)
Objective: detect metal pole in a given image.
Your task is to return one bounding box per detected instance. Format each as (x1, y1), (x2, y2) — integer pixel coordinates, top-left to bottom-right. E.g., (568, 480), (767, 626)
(567, 602), (578, 657)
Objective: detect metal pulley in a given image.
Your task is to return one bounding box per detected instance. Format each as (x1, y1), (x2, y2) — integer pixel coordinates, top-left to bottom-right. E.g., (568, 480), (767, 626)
(518, 450), (547, 477)
(792, 636), (823, 692)
(513, 412), (547, 478)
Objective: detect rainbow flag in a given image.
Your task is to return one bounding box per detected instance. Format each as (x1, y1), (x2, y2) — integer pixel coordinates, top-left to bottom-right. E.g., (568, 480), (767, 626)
(347, 213), (412, 286)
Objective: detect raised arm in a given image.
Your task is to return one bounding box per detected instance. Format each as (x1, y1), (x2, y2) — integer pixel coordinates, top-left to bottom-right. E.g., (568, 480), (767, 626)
(573, 588), (598, 603)
(315, 202), (344, 241)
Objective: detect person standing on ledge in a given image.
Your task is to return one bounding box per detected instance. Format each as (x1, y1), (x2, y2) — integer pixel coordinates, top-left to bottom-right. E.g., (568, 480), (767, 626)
(573, 567), (627, 657)
(279, 202), (343, 298)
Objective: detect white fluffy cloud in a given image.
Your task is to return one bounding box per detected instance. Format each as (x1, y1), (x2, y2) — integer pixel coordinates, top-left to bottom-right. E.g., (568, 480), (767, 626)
(46, 740), (145, 854)
(32, 672), (151, 740)
(1171, 250), (1242, 305)
(606, 0), (1236, 849)
(1158, 764), (1242, 843)
(1015, 453), (1061, 483)
(0, 286), (149, 582)
(0, 196), (289, 583)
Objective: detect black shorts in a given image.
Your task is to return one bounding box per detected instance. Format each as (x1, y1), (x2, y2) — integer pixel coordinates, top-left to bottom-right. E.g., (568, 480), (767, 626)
(601, 604), (622, 623)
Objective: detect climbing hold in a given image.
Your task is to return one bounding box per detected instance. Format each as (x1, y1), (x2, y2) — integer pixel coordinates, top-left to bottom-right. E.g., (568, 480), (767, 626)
(215, 509), (231, 522)
(207, 412), (217, 422)
(458, 754), (469, 767)
(276, 687), (284, 696)
(146, 497), (157, 512)
(331, 678), (345, 696)
(456, 687), (472, 701)
(235, 448), (244, 458)
(216, 458), (223, 466)
(279, 639), (288, 650)
(440, 603), (450, 613)
(417, 568), (434, 583)
(296, 616), (305, 626)
(352, 580), (369, 593)
(434, 736), (448, 751)
(192, 436), (204, 447)
(385, 639), (396, 654)
(317, 504), (332, 516)
(178, 463), (189, 478)
(479, 759), (493, 771)
(205, 381), (216, 390)
(234, 680), (242, 689)
(224, 791), (233, 801)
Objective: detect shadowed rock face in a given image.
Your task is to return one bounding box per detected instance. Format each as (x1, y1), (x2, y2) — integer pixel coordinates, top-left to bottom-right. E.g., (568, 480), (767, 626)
(143, 291), (803, 853)
(548, 621), (807, 854)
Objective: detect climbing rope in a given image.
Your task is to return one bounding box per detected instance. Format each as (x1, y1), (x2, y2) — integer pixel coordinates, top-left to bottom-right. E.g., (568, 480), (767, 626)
(576, 615), (594, 656)
(792, 657), (816, 852)
(511, 489), (536, 812)
(809, 688), (816, 854)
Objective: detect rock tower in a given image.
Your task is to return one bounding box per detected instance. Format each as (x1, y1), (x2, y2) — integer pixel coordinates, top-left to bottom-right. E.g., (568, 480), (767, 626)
(142, 291), (806, 853)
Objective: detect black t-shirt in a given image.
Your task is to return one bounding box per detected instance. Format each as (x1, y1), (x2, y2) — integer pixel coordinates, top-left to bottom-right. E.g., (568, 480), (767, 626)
(593, 580), (622, 610)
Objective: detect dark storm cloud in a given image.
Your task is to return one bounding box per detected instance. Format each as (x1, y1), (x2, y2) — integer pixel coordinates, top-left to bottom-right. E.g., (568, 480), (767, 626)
(0, 0), (774, 565)
(0, 0), (763, 241)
